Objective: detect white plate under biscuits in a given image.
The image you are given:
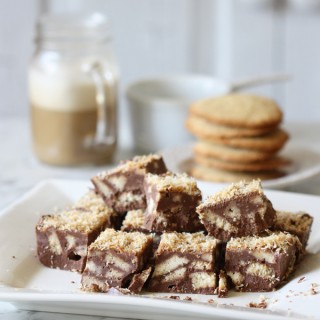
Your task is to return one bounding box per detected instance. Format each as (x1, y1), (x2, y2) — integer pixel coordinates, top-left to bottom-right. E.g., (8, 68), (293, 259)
(0, 179), (320, 319)
(160, 143), (320, 189)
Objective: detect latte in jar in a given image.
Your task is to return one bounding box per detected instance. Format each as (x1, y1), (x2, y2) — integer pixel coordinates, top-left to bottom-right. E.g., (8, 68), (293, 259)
(29, 13), (118, 166)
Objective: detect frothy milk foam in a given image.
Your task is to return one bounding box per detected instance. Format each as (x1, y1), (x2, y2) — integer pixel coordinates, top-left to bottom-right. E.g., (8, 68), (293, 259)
(29, 65), (98, 111)
(30, 61), (116, 165)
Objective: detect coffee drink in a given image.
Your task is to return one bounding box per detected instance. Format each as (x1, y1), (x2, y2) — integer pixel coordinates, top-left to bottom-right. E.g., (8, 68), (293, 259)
(29, 13), (118, 166)
(29, 67), (116, 166)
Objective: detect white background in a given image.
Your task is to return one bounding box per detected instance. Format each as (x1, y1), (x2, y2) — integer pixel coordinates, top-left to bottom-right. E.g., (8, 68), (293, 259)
(1, 0), (320, 146)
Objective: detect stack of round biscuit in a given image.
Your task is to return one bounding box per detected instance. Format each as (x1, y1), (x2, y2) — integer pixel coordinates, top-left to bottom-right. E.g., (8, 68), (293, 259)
(185, 94), (290, 182)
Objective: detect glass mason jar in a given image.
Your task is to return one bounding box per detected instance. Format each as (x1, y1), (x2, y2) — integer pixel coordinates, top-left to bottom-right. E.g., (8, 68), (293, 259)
(29, 13), (118, 166)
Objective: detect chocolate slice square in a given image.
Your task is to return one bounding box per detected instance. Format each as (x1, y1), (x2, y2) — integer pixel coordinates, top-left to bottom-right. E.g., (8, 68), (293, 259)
(91, 154), (167, 213)
(81, 229), (153, 292)
(35, 191), (115, 272)
(273, 210), (313, 252)
(197, 180), (276, 241)
(149, 232), (218, 294)
(144, 172), (204, 233)
(225, 231), (302, 292)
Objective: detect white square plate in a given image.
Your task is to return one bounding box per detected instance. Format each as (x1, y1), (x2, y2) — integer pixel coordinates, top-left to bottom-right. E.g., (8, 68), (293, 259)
(0, 179), (319, 320)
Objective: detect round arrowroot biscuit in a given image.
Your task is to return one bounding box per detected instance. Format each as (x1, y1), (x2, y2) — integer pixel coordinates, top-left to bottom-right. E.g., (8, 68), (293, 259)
(194, 154), (290, 172)
(189, 94), (283, 129)
(185, 116), (277, 139)
(198, 128), (289, 152)
(190, 164), (284, 183)
(193, 141), (277, 163)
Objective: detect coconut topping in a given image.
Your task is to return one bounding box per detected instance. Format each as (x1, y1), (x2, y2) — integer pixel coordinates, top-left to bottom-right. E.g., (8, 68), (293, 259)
(157, 232), (217, 253)
(89, 229), (153, 253)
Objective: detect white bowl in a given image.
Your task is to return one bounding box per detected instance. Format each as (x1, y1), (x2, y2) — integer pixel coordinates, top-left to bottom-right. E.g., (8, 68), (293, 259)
(126, 74), (231, 152)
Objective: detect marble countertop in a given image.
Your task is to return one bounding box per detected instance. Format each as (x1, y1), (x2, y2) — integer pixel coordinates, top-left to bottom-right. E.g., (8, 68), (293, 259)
(1, 117), (320, 319)
(0, 117), (135, 210)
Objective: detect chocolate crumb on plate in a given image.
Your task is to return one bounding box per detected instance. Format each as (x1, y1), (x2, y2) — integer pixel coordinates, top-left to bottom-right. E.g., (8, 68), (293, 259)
(310, 283), (318, 295)
(247, 295), (268, 309)
(183, 296), (193, 301)
(248, 301), (268, 309)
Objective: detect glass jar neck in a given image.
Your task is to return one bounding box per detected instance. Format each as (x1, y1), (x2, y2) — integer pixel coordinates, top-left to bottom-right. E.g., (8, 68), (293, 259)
(35, 37), (111, 54)
(35, 13), (112, 52)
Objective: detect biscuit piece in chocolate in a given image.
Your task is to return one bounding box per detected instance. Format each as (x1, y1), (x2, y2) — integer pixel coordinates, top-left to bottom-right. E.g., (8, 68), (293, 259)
(121, 209), (148, 233)
(36, 191), (115, 272)
(149, 232), (218, 294)
(91, 154), (167, 213)
(144, 172), (204, 233)
(81, 229), (153, 292)
(225, 232), (302, 292)
(76, 191), (124, 229)
(121, 210), (161, 256)
(197, 180), (276, 241)
(273, 211), (313, 251)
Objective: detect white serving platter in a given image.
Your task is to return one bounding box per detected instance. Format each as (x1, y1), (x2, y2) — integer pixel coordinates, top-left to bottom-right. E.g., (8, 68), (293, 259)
(0, 179), (319, 320)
